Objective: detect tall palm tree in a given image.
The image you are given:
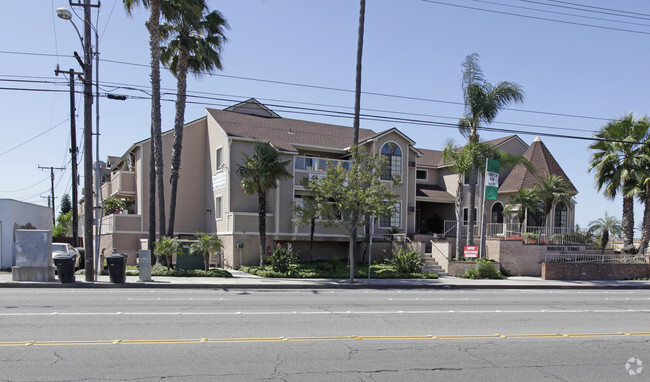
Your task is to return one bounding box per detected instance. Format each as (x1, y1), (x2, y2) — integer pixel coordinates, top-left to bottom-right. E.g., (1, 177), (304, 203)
(123, 0), (163, 255)
(588, 212), (623, 255)
(624, 149), (650, 256)
(503, 188), (542, 234)
(443, 139), (531, 258)
(589, 113), (650, 253)
(459, 53), (524, 246)
(352, 0), (365, 147)
(236, 142), (292, 266)
(534, 174), (572, 227)
(161, 3), (229, 237)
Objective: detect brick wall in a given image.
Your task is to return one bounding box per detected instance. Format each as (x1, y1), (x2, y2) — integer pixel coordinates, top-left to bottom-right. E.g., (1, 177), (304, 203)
(542, 262), (650, 280)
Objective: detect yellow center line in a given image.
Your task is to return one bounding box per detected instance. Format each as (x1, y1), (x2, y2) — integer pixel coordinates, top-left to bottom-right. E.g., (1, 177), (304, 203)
(0, 332), (648, 347)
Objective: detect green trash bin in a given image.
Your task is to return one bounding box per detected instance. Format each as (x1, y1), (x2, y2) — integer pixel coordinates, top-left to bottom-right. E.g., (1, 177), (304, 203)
(53, 253), (77, 283)
(106, 254), (128, 284)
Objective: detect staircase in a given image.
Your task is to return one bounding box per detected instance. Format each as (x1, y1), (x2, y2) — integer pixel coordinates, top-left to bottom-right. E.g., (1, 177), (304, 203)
(421, 253), (447, 276)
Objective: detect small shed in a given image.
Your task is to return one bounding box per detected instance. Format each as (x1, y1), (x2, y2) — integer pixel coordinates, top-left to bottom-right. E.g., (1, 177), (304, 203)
(0, 199), (52, 269)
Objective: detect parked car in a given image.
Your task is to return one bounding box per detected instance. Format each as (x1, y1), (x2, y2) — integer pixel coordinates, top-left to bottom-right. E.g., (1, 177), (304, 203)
(52, 243), (80, 269)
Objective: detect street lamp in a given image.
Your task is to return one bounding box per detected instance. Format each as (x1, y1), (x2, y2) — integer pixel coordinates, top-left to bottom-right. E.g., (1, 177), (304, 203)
(57, 3), (97, 282)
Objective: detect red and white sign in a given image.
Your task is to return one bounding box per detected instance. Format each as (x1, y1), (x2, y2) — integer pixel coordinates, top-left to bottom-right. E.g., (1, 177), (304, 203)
(464, 246), (479, 258)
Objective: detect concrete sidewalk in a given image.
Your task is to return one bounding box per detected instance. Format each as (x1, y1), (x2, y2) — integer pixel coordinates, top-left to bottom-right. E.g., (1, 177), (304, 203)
(1, 270), (650, 289)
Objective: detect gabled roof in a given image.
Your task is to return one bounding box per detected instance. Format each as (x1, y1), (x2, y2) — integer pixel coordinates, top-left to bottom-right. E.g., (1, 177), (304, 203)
(224, 98), (281, 118)
(416, 148), (444, 168)
(484, 135), (527, 148)
(499, 136), (577, 194)
(207, 108), (377, 153)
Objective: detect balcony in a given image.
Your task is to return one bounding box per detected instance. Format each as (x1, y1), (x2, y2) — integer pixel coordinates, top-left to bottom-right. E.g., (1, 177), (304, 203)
(110, 170), (136, 198)
(294, 156), (351, 187)
(99, 213), (143, 234)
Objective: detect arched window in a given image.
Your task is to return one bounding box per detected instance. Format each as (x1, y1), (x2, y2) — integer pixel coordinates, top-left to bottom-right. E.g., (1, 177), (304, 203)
(381, 142), (402, 180)
(491, 202), (504, 224)
(554, 203), (568, 228)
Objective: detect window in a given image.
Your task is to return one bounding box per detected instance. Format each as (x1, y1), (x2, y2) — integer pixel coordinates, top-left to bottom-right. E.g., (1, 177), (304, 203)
(216, 147), (223, 169)
(554, 203), (568, 228)
(463, 208), (477, 225)
(491, 202), (504, 224)
(416, 170), (427, 180)
(380, 142), (402, 180)
(380, 202), (401, 228)
(215, 196), (222, 219)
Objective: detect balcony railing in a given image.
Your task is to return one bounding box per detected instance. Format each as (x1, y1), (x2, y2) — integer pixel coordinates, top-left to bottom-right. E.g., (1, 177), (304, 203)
(294, 156), (351, 172)
(442, 221), (596, 246)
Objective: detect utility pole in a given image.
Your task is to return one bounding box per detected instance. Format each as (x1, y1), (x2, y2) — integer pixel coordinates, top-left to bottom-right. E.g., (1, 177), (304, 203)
(69, 0), (100, 281)
(54, 66), (82, 247)
(38, 166), (65, 226)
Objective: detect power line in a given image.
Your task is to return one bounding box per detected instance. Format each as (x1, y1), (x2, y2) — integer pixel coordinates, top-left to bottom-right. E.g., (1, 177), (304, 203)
(420, 0), (650, 35)
(0, 119), (69, 157)
(525, 0), (650, 21)
(0, 177), (50, 193)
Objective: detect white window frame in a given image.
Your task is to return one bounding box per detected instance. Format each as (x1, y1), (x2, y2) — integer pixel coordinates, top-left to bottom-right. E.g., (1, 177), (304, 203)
(379, 202), (401, 229)
(416, 169), (428, 181)
(215, 196), (223, 220)
(380, 142), (402, 181)
(216, 146), (223, 170)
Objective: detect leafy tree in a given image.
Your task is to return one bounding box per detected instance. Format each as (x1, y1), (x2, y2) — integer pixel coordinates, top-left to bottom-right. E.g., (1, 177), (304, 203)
(443, 139), (531, 258)
(588, 212), (623, 254)
(504, 188), (542, 234)
(236, 142), (293, 266)
(302, 147), (399, 283)
(162, 2), (229, 237)
(589, 113), (650, 253)
(53, 211), (72, 238)
(190, 232), (222, 271)
(458, 53), (524, 247)
(533, 174), (572, 226)
(154, 236), (183, 269)
(59, 194), (72, 215)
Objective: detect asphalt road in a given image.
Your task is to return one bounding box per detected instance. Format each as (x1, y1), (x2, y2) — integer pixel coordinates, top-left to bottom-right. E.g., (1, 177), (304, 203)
(1, 288), (648, 381)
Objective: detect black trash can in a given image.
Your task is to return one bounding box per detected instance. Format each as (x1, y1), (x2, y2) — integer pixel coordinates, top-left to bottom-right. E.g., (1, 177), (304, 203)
(53, 253), (77, 283)
(106, 254), (128, 284)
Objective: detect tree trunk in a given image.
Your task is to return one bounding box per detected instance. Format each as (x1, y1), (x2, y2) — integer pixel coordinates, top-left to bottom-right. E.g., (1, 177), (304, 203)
(348, 230), (356, 284)
(601, 229), (609, 255)
(258, 190), (267, 266)
(455, 180), (464, 260)
(466, 165), (478, 247)
(147, 0), (161, 265)
(309, 216), (315, 261)
(639, 194), (649, 257)
(622, 195), (635, 253)
(167, 51), (189, 237)
(204, 253), (210, 271)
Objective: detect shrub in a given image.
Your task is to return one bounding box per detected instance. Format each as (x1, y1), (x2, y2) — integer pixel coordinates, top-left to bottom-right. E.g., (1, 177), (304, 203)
(461, 258), (506, 279)
(390, 248), (423, 273)
(267, 247), (298, 273)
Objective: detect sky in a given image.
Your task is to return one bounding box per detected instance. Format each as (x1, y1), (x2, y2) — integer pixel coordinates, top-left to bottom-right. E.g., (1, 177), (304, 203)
(2, 0), (650, 232)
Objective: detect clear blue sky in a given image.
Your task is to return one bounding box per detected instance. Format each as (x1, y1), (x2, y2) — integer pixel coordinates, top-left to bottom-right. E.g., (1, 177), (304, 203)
(2, 0), (649, 232)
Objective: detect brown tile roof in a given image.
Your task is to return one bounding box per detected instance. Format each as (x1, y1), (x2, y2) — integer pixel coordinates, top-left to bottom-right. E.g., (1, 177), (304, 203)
(206, 108), (377, 153)
(499, 137), (577, 194)
(416, 184), (455, 201)
(416, 148), (444, 167)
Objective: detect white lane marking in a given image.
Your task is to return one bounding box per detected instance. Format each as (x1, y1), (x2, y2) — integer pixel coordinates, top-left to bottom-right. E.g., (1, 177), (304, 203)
(127, 298), (228, 301)
(388, 298), (479, 301)
(1, 309), (648, 317)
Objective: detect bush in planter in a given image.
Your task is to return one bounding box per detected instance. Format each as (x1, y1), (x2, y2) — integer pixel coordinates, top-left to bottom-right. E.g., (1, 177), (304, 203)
(461, 258), (506, 279)
(390, 248), (423, 273)
(268, 246), (297, 274)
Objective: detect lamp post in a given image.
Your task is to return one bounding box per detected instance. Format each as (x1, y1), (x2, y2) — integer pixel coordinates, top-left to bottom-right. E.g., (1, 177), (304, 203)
(57, 2), (98, 281)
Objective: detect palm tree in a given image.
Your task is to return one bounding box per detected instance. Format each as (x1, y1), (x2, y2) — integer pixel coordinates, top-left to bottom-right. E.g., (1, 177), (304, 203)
(161, 3), (229, 237)
(588, 212), (623, 254)
(624, 150), (650, 256)
(123, 0), (163, 256)
(190, 232), (222, 271)
(153, 236), (183, 269)
(236, 142), (292, 266)
(534, 174), (572, 227)
(589, 113), (650, 253)
(504, 188), (542, 235)
(459, 53), (524, 247)
(352, 0), (365, 147)
(443, 139), (531, 259)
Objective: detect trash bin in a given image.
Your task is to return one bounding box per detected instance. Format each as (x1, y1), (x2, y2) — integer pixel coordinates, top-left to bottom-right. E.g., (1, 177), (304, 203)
(106, 254), (128, 284)
(53, 253), (77, 283)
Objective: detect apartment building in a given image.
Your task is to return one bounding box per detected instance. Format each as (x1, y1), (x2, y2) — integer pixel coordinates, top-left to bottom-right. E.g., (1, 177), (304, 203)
(96, 99), (577, 266)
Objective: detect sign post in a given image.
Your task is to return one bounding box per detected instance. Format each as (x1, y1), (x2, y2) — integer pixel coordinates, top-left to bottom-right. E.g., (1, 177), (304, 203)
(481, 159), (501, 258)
